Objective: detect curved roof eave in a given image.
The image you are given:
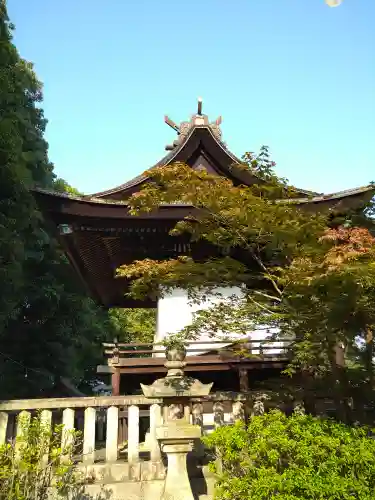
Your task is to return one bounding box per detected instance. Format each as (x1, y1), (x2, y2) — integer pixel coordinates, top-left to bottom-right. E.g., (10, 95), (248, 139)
(33, 183), (375, 209)
(279, 184), (375, 205)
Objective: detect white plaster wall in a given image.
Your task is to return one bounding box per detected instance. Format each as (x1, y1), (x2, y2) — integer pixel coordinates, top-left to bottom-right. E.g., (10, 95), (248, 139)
(154, 287), (283, 357)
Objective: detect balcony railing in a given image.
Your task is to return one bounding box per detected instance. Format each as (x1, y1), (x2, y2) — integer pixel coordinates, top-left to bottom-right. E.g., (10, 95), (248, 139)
(103, 337), (292, 359)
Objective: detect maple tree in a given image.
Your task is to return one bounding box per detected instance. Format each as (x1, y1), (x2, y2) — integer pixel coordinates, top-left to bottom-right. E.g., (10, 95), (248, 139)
(118, 149), (375, 420)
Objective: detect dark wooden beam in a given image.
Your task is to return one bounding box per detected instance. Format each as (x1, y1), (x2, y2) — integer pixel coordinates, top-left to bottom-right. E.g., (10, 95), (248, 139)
(97, 365), (112, 374)
(111, 369), (121, 396)
(114, 354), (288, 367)
(116, 360), (287, 374)
(239, 368), (249, 392)
(119, 364), (231, 374)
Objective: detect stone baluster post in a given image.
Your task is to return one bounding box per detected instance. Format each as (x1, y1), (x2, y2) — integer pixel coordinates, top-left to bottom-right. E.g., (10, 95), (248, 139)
(16, 410), (31, 436)
(149, 404), (162, 464)
(83, 407), (96, 464)
(293, 400), (306, 416)
(184, 403), (191, 423)
(15, 411), (31, 460)
(106, 406), (119, 463)
(192, 402), (203, 428)
(232, 401), (245, 423)
(0, 412), (8, 445)
(40, 410), (52, 467)
(192, 402), (205, 458)
(213, 401), (225, 428)
(213, 401), (225, 474)
(61, 408), (75, 463)
(252, 396), (265, 417)
(149, 403), (163, 479)
(128, 405), (140, 479)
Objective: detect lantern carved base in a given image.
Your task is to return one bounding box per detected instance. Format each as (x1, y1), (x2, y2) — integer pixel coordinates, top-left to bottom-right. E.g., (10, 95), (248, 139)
(156, 421), (201, 500)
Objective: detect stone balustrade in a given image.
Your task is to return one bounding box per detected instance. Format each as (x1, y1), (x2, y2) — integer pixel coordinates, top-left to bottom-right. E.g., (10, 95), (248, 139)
(0, 392), (251, 479)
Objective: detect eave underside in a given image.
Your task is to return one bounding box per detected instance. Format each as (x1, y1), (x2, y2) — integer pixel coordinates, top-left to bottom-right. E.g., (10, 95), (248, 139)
(34, 183), (374, 308)
(60, 223), (194, 308)
(34, 192), (204, 307)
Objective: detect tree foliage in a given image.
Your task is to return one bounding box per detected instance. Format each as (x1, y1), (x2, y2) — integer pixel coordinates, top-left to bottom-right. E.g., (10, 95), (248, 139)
(109, 308), (156, 344)
(119, 147), (375, 418)
(0, 412), (81, 500)
(0, 2), (154, 398)
(205, 410), (375, 500)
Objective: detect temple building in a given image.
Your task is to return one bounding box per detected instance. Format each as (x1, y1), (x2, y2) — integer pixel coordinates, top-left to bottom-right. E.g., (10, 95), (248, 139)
(33, 100), (375, 396)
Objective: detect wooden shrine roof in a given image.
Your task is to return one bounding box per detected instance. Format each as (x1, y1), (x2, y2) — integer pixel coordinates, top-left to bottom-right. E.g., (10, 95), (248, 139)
(32, 101), (375, 308)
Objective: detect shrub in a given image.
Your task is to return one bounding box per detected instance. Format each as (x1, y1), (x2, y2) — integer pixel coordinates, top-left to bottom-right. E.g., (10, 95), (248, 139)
(204, 410), (375, 500)
(0, 412), (82, 500)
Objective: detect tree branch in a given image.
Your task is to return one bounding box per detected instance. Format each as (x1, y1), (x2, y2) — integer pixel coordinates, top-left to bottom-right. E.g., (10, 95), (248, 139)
(252, 290), (282, 303)
(188, 208), (284, 298)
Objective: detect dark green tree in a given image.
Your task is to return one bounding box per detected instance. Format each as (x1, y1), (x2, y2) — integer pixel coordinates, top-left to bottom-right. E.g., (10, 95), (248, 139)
(0, 1), (116, 398)
(109, 308), (156, 344)
(0, 0), (52, 330)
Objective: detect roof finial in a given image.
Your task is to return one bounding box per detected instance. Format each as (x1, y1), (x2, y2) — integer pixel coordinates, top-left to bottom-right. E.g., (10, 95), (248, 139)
(325, 0), (342, 6)
(164, 115), (180, 133)
(197, 97), (203, 116)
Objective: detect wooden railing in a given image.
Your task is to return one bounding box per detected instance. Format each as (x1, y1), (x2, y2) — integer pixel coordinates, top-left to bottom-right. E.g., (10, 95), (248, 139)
(0, 392), (252, 474)
(103, 338), (293, 359)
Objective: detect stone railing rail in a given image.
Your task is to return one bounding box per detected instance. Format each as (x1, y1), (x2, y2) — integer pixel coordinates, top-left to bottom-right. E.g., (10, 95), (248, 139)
(0, 392), (253, 475)
(0, 395), (162, 411)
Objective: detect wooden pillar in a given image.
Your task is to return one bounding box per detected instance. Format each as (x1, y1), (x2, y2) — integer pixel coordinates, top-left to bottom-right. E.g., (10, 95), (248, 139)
(111, 368), (120, 396)
(97, 410), (105, 442)
(334, 343), (345, 367)
(118, 409), (128, 447)
(239, 368), (249, 392)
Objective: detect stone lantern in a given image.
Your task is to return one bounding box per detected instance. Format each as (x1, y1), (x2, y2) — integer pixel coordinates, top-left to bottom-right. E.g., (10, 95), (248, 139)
(141, 344), (212, 500)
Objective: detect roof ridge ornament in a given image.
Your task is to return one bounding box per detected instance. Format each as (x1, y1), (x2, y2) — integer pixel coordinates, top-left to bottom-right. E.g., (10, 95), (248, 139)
(197, 97), (203, 116)
(325, 0), (342, 6)
(164, 99), (224, 150)
(164, 115), (180, 134)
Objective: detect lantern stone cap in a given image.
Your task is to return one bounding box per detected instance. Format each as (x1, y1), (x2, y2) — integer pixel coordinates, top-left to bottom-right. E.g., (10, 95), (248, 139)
(141, 344), (213, 398)
(141, 377), (213, 398)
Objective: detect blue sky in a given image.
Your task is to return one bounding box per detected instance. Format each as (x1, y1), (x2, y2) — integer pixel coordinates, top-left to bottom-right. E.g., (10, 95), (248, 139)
(8, 0), (375, 195)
